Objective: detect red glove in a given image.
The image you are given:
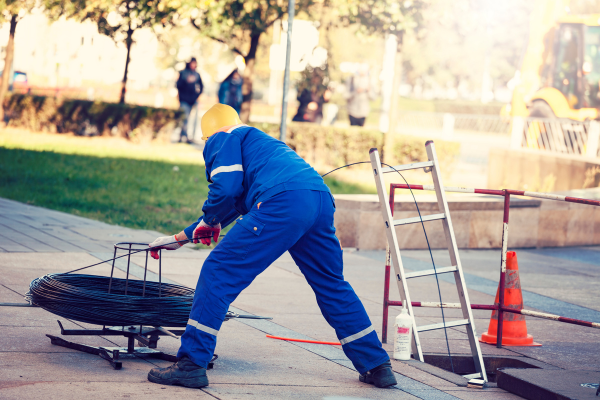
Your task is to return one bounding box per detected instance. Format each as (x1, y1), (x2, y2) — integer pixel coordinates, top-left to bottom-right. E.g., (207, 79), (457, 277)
(192, 220), (221, 246)
(148, 235), (184, 260)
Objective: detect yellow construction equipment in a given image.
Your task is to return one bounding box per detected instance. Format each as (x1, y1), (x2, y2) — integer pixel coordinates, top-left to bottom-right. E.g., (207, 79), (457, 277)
(511, 0), (600, 121)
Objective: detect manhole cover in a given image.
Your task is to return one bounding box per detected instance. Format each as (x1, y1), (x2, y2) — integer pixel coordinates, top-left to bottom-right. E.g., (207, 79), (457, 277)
(581, 383), (599, 389)
(109, 233), (132, 238)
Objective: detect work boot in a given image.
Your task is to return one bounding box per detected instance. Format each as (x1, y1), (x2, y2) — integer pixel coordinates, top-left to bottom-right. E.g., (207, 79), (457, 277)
(359, 360), (397, 388)
(148, 356), (208, 388)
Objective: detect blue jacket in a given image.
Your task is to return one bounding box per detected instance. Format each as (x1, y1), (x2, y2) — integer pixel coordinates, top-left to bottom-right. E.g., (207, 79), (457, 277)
(218, 78), (243, 114)
(184, 124), (330, 239)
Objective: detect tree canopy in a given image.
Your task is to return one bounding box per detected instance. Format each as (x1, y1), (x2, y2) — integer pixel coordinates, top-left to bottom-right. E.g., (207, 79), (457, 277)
(335, 0), (425, 44)
(51, 0), (184, 103)
(0, 0), (38, 122)
(187, 0), (319, 121)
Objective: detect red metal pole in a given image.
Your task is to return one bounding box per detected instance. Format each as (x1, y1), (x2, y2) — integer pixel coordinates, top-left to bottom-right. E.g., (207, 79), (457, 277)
(497, 191), (510, 348)
(390, 183), (505, 197)
(383, 263), (390, 343)
(382, 185), (397, 344)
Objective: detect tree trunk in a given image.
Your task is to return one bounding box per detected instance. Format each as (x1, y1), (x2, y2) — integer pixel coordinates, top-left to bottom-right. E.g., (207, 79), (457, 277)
(384, 37), (403, 162)
(0, 15), (18, 123)
(387, 38), (403, 138)
(120, 26), (134, 104)
(239, 32), (261, 122)
(381, 35), (402, 161)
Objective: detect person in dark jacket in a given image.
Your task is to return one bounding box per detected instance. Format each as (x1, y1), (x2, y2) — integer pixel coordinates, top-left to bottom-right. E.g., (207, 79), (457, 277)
(293, 75), (331, 123)
(176, 57), (203, 143)
(218, 69), (243, 114)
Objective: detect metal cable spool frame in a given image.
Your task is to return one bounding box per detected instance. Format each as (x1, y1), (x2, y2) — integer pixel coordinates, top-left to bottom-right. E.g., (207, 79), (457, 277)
(33, 242), (272, 370)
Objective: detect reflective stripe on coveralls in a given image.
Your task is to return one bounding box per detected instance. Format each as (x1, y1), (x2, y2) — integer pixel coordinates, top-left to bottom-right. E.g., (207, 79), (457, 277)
(339, 325), (375, 345)
(187, 318), (219, 337)
(177, 190), (390, 374)
(210, 164), (243, 178)
(226, 124), (245, 133)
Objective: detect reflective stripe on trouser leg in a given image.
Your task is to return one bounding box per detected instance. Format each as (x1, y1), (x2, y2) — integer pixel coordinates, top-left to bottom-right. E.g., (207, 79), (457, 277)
(187, 318), (219, 337)
(340, 325), (374, 345)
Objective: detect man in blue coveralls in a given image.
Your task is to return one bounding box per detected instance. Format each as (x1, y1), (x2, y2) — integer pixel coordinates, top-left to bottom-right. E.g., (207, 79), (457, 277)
(146, 104), (396, 389)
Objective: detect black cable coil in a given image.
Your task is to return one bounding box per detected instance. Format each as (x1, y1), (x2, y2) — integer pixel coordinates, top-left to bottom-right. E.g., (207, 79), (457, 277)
(26, 274), (195, 327)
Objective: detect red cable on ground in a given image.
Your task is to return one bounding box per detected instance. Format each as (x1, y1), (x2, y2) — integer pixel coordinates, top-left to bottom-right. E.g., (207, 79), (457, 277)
(266, 334), (341, 345)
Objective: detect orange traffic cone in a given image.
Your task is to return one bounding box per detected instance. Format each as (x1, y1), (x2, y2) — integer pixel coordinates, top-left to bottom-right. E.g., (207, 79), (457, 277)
(480, 251), (541, 346)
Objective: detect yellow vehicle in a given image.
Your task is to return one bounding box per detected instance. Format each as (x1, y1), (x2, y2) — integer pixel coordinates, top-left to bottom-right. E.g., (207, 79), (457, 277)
(511, 0), (600, 121)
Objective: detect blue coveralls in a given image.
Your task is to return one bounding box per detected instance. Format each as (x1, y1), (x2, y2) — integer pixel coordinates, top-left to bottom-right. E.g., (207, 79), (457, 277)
(177, 124), (390, 374)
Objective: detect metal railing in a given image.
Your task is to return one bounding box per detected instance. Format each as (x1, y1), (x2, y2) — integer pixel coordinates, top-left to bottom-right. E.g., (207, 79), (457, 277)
(511, 117), (600, 157)
(395, 111), (600, 158)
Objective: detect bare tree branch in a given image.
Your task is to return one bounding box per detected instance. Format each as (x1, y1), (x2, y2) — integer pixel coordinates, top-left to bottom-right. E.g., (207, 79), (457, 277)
(190, 18), (245, 56)
(207, 35), (246, 57)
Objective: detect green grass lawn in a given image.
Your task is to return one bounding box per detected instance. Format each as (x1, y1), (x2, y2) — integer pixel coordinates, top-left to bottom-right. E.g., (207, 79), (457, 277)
(0, 130), (370, 236)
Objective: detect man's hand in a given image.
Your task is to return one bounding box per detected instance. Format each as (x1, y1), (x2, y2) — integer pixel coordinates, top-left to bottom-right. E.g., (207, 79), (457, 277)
(192, 220), (221, 246)
(149, 234), (185, 260)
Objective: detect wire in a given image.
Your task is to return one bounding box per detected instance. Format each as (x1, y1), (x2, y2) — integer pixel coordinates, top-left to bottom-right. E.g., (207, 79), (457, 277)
(7, 282), (164, 367)
(320, 161), (371, 178)
(266, 335), (341, 346)
(26, 273), (269, 327)
(320, 160), (455, 373)
(27, 274), (194, 327)
(62, 232), (224, 275)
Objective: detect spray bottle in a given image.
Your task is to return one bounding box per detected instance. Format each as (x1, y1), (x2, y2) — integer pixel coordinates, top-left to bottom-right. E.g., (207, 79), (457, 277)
(393, 302), (413, 360)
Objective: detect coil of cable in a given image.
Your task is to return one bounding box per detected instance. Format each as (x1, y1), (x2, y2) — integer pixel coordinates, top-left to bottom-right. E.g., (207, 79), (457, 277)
(26, 274), (195, 327)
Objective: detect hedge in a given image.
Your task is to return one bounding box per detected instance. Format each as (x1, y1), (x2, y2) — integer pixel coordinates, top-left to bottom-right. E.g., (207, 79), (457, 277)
(252, 122), (459, 171)
(3, 94), (183, 142)
(2, 94), (459, 170)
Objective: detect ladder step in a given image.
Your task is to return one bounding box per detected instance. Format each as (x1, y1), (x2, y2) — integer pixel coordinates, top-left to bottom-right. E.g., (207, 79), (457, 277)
(394, 213), (445, 226)
(417, 319), (470, 332)
(403, 266), (458, 279)
(380, 161), (434, 174)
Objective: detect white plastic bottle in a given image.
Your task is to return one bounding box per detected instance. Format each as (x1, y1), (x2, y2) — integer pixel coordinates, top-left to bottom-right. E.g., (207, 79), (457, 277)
(393, 307), (413, 360)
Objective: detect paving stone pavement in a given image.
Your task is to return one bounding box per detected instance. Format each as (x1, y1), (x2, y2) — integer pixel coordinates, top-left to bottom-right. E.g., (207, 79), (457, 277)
(2, 197), (599, 399)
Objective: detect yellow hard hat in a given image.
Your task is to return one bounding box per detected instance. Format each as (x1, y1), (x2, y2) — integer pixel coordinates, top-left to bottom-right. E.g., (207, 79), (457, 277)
(201, 104), (242, 141)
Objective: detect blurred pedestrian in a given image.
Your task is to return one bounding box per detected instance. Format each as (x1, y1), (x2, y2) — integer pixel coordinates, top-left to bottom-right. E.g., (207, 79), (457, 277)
(293, 75), (331, 124)
(176, 57), (203, 143)
(218, 69), (243, 114)
(346, 65), (372, 127)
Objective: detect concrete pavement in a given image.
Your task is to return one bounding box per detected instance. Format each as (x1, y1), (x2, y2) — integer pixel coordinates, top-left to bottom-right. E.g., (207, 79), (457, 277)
(1, 197), (599, 399)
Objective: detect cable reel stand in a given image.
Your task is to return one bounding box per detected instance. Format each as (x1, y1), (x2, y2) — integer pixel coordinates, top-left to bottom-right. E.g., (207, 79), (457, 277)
(42, 242), (271, 370)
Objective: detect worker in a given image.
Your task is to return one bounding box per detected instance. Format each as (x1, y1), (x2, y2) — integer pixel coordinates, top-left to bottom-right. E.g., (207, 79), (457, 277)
(146, 104), (396, 389)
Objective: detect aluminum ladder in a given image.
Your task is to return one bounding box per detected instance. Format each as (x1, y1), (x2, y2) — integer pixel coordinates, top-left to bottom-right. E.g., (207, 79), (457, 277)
(369, 141), (487, 383)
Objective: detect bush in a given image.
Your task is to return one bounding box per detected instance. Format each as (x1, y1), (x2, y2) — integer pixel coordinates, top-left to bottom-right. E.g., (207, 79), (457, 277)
(3, 94), (183, 142)
(3, 94), (458, 170)
(392, 136), (459, 172)
(253, 122), (385, 167)
(251, 122), (459, 170)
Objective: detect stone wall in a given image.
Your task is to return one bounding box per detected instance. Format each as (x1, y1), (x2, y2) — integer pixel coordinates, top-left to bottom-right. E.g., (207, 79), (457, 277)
(488, 148), (600, 192)
(333, 190), (600, 250)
